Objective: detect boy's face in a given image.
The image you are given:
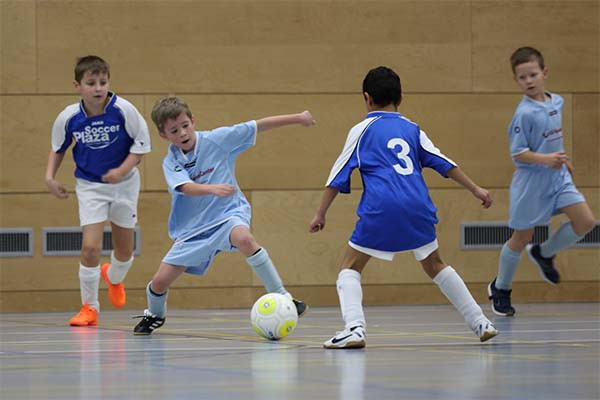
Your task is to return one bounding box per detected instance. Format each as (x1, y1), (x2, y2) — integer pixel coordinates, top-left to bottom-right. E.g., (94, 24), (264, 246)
(160, 112), (197, 153)
(74, 71), (110, 109)
(513, 61), (547, 100)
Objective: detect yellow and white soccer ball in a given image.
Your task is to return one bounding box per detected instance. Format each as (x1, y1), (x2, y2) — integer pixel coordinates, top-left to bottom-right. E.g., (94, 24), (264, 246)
(251, 293), (298, 340)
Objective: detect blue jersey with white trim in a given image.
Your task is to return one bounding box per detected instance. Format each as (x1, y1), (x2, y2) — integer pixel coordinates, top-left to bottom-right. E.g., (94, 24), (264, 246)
(51, 92), (151, 183)
(162, 121), (257, 242)
(327, 111), (456, 252)
(509, 92), (564, 170)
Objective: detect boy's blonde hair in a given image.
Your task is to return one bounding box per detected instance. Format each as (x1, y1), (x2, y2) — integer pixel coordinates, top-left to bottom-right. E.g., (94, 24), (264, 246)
(151, 96), (193, 133)
(74, 56), (110, 82)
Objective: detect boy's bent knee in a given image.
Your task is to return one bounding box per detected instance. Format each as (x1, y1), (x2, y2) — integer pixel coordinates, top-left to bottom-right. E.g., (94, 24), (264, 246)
(575, 217), (596, 236)
(150, 279), (168, 294)
(81, 245), (102, 264)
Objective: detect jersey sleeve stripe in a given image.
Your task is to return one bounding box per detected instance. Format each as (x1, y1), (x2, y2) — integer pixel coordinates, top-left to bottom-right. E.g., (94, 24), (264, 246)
(419, 130), (456, 166)
(325, 117), (379, 186)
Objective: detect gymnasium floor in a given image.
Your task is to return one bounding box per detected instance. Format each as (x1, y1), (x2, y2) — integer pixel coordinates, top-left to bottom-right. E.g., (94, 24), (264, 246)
(1, 303), (598, 400)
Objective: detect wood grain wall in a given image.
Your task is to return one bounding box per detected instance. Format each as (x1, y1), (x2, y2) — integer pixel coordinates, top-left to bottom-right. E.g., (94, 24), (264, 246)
(1, 0), (598, 312)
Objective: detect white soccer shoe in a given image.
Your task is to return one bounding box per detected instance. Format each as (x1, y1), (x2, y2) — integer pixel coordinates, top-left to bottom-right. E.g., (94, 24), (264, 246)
(474, 318), (499, 342)
(324, 325), (366, 349)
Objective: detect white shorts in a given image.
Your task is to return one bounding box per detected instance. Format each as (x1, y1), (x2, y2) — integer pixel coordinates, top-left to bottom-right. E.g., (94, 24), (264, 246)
(75, 168), (140, 228)
(349, 239), (438, 262)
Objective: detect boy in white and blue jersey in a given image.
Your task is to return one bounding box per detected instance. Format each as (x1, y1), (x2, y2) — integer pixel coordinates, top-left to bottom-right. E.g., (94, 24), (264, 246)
(133, 96), (315, 335)
(310, 66), (498, 348)
(487, 47), (596, 316)
(45, 56), (151, 326)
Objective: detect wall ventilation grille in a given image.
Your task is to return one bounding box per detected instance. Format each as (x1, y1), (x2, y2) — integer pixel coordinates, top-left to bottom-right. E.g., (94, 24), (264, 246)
(42, 227), (141, 256)
(0, 228), (34, 257)
(461, 223), (549, 250)
(573, 222), (600, 248)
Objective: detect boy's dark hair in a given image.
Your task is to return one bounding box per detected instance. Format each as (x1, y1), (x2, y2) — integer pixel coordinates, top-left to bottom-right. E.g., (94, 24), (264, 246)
(74, 55), (110, 82)
(151, 96), (193, 133)
(510, 47), (545, 73)
(362, 66), (402, 107)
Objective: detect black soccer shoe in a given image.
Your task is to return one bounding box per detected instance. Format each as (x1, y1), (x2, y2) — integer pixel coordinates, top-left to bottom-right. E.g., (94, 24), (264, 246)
(133, 310), (165, 335)
(487, 278), (516, 317)
(292, 299), (309, 318)
(526, 244), (560, 285)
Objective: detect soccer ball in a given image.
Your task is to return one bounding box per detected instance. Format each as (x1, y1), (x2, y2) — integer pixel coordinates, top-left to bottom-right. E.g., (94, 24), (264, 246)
(251, 293), (298, 340)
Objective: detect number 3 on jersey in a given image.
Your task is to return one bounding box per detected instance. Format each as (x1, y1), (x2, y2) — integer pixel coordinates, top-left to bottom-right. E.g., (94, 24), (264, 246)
(387, 138), (414, 175)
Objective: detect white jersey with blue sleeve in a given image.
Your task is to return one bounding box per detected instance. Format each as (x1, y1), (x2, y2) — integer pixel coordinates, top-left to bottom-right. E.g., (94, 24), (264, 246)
(51, 92), (151, 183)
(163, 121), (257, 242)
(327, 111), (456, 252)
(507, 92), (584, 229)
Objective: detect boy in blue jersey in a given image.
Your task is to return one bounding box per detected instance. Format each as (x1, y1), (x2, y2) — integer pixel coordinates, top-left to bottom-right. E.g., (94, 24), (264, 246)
(133, 96), (315, 334)
(309, 66), (498, 348)
(487, 47), (596, 316)
(45, 56), (151, 326)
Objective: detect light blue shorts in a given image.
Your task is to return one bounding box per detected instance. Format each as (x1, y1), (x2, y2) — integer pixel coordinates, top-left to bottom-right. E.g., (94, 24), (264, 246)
(509, 167), (585, 230)
(163, 216), (249, 275)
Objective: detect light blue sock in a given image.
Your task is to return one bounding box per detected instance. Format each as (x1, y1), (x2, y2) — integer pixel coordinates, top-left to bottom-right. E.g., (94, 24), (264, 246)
(496, 243), (521, 290)
(246, 248), (287, 295)
(147, 282), (168, 318)
(540, 223), (584, 258)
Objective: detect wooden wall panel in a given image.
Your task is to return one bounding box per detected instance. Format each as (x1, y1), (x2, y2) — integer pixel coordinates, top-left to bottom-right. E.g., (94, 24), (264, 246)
(0, 0), (597, 312)
(0, 0), (36, 93)
(250, 188), (600, 286)
(35, 1), (471, 94)
(572, 94), (600, 187)
(472, 1), (599, 92)
(0, 193), (251, 292)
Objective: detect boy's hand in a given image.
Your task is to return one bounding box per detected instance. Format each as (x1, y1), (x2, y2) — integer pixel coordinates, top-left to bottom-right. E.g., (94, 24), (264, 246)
(102, 168), (126, 184)
(46, 179), (68, 199)
(298, 111), (316, 127)
(209, 184), (236, 197)
(542, 152), (569, 169)
(473, 187), (492, 209)
(309, 214), (326, 233)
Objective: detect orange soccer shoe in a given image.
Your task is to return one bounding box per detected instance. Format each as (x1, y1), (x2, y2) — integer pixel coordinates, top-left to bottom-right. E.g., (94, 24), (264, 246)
(101, 263), (126, 308)
(69, 305), (98, 326)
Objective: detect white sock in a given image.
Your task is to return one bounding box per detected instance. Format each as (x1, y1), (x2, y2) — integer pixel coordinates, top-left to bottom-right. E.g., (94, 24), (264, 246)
(79, 264), (100, 311)
(337, 269), (366, 330)
(107, 251), (133, 284)
(433, 266), (484, 331)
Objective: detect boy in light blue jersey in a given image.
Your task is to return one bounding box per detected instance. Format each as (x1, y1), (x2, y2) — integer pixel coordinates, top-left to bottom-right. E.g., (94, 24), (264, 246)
(133, 96), (315, 335)
(45, 56), (151, 326)
(309, 66), (498, 348)
(487, 47), (596, 316)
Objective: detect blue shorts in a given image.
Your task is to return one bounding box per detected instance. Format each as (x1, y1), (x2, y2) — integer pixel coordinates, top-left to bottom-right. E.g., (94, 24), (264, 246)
(163, 216), (249, 275)
(509, 167), (585, 230)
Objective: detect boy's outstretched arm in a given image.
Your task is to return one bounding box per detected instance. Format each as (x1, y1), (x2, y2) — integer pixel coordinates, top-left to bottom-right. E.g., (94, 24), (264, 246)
(256, 111), (315, 133)
(446, 166), (492, 209)
(309, 186), (339, 232)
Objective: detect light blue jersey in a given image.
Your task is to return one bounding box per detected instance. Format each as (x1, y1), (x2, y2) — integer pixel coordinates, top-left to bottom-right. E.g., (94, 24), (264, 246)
(507, 92), (584, 229)
(51, 92), (151, 183)
(327, 111), (456, 252)
(162, 121), (257, 242)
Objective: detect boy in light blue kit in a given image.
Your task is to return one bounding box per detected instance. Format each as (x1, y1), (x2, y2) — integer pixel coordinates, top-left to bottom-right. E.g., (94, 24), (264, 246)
(45, 56), (151, 326)
(487, 47), (596, 316)
(309, 66), (498, 349)
(133, 96), (315, 334)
